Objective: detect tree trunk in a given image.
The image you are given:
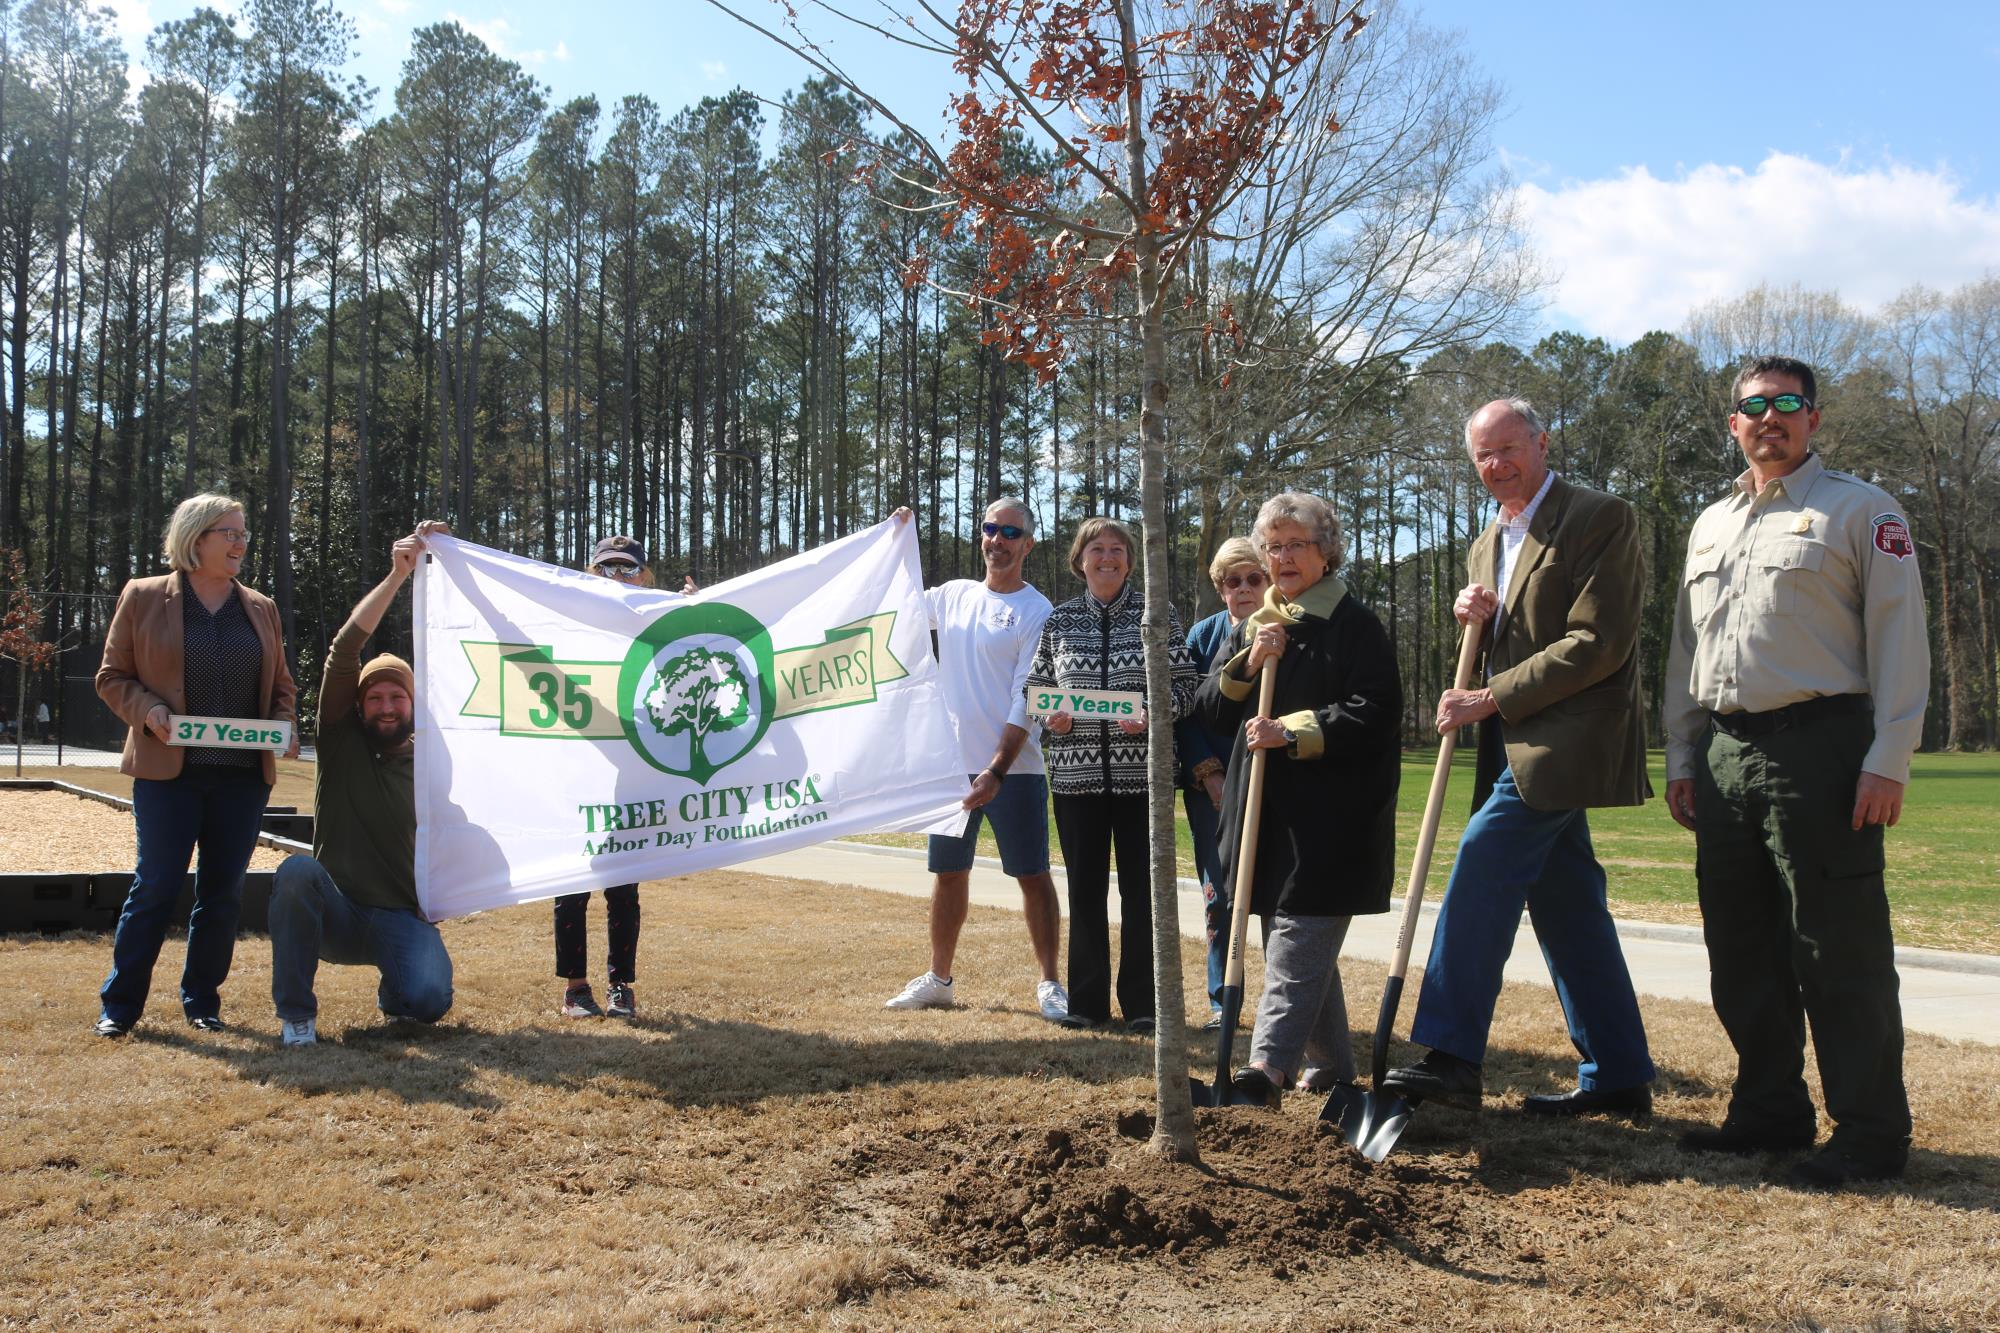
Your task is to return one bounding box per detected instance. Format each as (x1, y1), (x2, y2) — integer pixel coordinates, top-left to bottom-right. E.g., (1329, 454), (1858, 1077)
(1117, 0), (1198, 1164)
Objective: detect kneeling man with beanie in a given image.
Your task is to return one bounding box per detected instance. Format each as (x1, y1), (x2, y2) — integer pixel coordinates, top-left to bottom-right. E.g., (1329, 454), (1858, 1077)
(271, 523), (452, 1046)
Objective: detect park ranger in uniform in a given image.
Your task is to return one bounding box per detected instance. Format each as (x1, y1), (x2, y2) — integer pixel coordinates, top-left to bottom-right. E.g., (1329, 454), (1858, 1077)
(1664, 354), (1929, 1190)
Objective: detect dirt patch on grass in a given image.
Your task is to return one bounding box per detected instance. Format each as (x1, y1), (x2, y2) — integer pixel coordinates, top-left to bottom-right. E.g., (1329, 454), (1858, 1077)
(1, 788), (290, 873)
(862, 1110), (1408, 1265)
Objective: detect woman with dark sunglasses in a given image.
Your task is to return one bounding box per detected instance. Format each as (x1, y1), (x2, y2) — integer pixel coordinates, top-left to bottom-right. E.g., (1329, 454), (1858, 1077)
(1028, 516), (1199, 1033)
(1178, 537), (1270, 1029)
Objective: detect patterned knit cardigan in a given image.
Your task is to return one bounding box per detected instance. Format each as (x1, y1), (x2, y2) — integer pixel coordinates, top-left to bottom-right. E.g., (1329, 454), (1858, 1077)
(1026, 581), (1199, 796)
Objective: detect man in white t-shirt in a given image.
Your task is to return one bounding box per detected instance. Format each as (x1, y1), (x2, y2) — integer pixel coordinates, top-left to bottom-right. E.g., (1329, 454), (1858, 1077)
(884, 497), (1068, 1021)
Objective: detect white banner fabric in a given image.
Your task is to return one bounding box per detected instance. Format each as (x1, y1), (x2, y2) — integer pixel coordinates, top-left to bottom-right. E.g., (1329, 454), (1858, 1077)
(412, 520), (970, 921)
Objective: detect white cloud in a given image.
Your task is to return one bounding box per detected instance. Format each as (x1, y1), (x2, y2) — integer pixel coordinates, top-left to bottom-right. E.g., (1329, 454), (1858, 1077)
(379, 0), (412, 13)
(553, 40), (570, 62)
(1515, 152), (2000, 343)
(111, 0), (156, 48)
(702, 60), (728, 81)
(444, 11), (515, 54)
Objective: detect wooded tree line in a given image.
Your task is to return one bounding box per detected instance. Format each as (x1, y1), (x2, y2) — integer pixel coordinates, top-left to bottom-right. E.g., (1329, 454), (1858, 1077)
(0, 0), (1991, 751)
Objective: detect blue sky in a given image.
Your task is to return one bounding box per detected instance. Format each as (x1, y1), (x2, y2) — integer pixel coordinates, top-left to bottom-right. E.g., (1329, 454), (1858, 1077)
(120, 0), (2000, 344)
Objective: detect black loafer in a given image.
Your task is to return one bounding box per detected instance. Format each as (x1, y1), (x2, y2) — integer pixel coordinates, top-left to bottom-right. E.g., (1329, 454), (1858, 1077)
(1786, 1143), (1906, 1190)
(94, 1016), (132, 1038)
(1125, 1017), (1156, 1036)
(187, 1015), (226, 1033)
(1381, 1049), (1482, 1110)
(1058, 1013), (1101, 1031)
(1229, 1064), (1282, 1110)
(1524, 1083), (1652, 1120)
(1679, 1121), (1816, 1155)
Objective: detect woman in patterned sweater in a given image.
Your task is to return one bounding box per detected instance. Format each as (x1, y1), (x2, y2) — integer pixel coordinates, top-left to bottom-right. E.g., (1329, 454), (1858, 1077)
(1029, 517), (1198, 1032)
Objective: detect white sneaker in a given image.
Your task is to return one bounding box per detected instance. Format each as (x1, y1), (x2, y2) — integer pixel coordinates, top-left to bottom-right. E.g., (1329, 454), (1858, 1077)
(281, 1018), (317, 1046)
(1037, 979), (1070, 1022)
(884, 971), (955, 1010)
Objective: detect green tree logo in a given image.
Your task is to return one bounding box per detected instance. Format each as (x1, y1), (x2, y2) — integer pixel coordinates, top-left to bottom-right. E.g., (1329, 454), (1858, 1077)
(643, 647), (750, 774)
(621, 604), (776, 782)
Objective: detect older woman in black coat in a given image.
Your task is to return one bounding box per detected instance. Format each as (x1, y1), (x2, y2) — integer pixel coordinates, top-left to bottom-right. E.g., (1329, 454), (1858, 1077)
(1197, 491), (1402, 1107)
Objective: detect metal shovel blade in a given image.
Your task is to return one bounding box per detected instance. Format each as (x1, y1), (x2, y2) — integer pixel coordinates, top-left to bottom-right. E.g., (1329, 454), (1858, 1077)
(1331, 1088), (1416, 1163)
(1188, 988), (1265, 1108)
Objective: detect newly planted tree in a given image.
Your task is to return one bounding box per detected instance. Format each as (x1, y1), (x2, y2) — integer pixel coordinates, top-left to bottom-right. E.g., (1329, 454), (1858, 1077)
(713, 0), (1367, 1162)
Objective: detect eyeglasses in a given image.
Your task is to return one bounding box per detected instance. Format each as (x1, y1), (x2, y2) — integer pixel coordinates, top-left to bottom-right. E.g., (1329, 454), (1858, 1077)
(594, 564), (643, 580)
(204, 527), (251, 543)
(981, 521), (1027, 540)
(1735, 393), (1813, 416)
(1221, 571), (1269, 590)
(1265, 541), (1317, 560)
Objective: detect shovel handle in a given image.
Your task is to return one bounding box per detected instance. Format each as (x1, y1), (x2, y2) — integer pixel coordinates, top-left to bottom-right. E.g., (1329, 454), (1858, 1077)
(1220, 657), (1279, 991)
(1386, 621), (1485, 980)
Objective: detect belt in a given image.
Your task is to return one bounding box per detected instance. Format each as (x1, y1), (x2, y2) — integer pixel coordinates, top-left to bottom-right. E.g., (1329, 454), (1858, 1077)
(1709, 693), (1871, 739)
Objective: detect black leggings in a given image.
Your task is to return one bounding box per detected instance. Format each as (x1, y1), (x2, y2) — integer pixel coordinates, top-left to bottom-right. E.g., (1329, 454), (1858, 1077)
(553, 883), (641, 983)
(1053, 790), (1155, 1023)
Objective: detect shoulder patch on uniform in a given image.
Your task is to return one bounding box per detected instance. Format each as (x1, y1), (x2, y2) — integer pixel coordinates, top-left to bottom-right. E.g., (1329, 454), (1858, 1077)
(1871, 513), (1914, 561)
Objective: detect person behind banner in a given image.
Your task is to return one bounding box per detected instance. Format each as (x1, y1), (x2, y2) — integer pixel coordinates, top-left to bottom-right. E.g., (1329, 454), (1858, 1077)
(551, 533), (658, 1021)
(882, 499), (1070, 1022)
(92, 492), (299, 1038)
(1178, 537), (1268, 1030)
(1198, 495), (1400, 1105)
(269, 522), (453, 1047)
(1030, 516), (1199, 1034)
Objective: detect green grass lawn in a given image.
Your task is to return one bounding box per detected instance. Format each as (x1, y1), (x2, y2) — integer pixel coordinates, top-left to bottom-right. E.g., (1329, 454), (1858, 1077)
(850, 749), (2000, 955)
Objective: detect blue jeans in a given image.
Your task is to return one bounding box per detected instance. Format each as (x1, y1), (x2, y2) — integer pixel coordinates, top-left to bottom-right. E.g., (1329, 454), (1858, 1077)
(269, 856), (453, 1023)
(1184, 785), (1226, 1011)
(99, 766), (271, 1025)
(1410, 767), (1655, 1091)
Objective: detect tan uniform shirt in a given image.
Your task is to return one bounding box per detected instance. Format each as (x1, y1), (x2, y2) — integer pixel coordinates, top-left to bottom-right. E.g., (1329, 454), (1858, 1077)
(1664, 452), (1929, 784)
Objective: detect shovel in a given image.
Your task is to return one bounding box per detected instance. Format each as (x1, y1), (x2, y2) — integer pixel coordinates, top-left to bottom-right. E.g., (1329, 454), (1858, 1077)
(1189, 650), (1281, 1108)
(1322, 621), (1483, 1159)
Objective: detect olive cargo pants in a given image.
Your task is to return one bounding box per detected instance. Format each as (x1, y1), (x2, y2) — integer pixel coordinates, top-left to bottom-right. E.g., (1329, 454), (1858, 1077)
(1694, 708), (1911, 1156)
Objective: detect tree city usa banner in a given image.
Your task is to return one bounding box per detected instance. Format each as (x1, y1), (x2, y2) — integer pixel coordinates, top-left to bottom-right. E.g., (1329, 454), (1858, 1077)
(411, 521), (971, 921)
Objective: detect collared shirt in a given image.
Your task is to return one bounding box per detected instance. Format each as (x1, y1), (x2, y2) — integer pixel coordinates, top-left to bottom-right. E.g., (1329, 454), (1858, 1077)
(180, 575), (263, 769)
(1663, 452), (1929, 783)
(1495, 468), (1557, 608)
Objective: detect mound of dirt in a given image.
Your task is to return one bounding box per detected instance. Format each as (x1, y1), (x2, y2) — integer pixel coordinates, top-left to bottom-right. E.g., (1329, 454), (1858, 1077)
(831, 1106), (1485, 1272)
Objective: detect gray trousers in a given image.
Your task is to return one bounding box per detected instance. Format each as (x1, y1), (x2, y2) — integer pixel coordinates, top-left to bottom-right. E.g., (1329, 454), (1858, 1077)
(1249, 911), (1354, 1086)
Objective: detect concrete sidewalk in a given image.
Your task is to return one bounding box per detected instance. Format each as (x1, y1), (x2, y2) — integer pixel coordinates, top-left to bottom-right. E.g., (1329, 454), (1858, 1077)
(741, 839), (2000, 1046)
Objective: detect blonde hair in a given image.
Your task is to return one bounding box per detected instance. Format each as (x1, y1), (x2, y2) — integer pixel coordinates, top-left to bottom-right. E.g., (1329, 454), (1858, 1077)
(1067, 515), (1137, 579)
(163, 493), (245, 573)
(1207, 537), (1262, 588)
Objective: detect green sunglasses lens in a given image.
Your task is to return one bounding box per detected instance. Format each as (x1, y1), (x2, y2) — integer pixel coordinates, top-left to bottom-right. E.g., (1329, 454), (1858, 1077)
(1738, 394), (1808, 415)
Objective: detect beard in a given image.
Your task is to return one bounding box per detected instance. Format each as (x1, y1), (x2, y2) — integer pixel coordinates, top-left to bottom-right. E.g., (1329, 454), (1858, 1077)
(365, 714), (414, 749)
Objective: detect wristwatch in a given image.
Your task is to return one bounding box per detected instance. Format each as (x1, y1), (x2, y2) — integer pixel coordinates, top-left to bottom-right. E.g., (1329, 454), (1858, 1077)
(1282, 726), (1298, 758)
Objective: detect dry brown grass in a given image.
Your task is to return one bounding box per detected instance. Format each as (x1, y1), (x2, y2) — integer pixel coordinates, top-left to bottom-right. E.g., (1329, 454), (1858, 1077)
(4, 849), (1998, 1331)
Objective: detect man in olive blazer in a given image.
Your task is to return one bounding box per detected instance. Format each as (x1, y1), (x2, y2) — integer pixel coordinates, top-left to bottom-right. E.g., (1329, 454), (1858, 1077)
(1383, 397), (1657, 1121)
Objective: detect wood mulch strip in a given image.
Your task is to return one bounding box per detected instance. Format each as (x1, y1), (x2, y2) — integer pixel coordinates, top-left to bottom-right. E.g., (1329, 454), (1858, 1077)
(0, 789), (291, 874)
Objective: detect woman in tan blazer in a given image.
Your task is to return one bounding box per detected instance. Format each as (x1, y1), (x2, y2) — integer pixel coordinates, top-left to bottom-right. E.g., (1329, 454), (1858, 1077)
(93, 493), (296, 1037)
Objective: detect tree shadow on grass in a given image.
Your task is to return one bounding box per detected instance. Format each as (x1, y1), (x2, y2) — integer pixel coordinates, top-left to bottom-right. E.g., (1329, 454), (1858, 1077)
(161, 1007), (1162, 1113)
